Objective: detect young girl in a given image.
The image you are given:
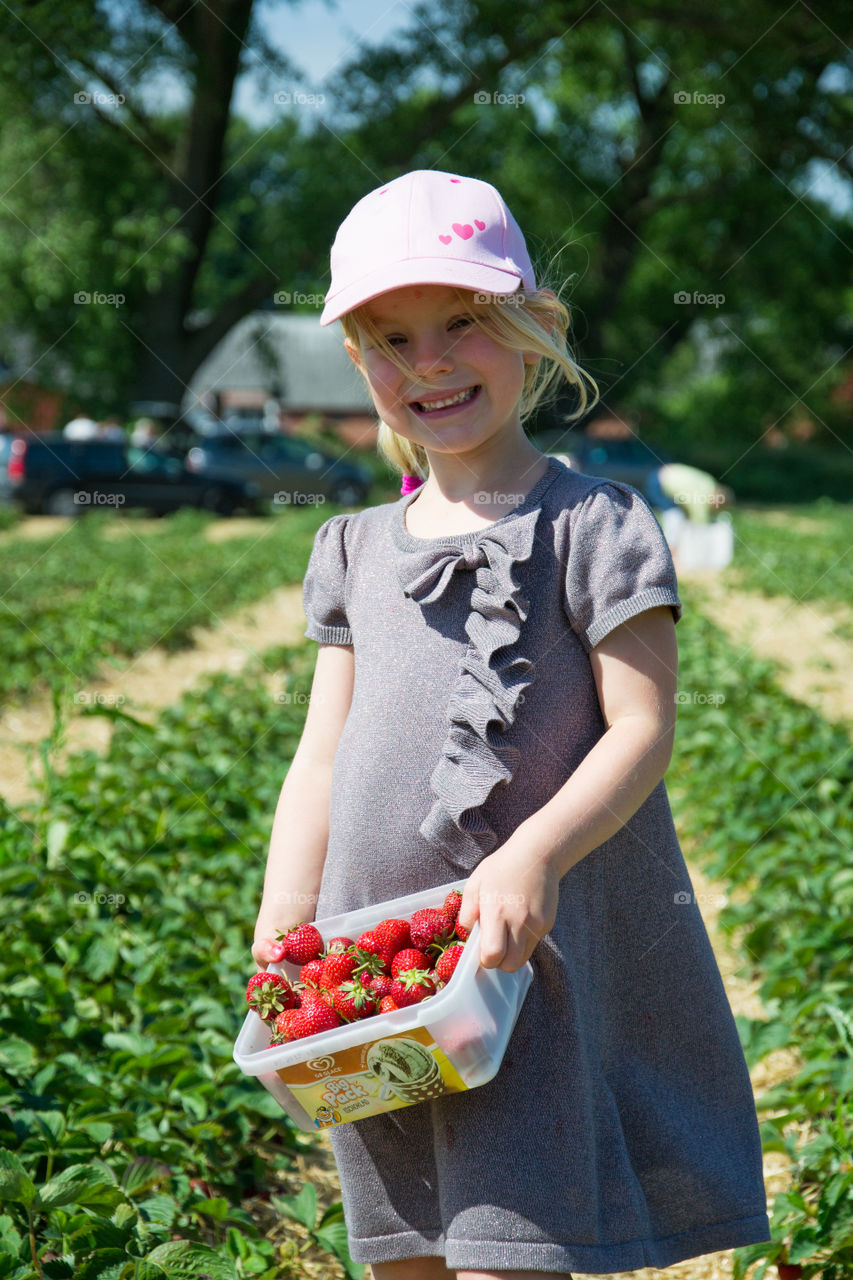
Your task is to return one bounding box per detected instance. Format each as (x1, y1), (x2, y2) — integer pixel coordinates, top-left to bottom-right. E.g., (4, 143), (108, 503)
(253, 169), (771, 1280)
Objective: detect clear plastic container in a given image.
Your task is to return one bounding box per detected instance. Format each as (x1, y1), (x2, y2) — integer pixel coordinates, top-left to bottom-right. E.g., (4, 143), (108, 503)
(233, 878), (533, 1131)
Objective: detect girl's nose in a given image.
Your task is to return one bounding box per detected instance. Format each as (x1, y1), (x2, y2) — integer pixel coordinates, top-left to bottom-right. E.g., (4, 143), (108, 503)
(411, 335), (453, 376)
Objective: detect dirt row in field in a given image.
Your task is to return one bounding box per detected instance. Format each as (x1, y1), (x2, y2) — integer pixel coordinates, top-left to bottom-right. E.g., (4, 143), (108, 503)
(3, 557), (850, 811)
(0, 582), (307, 809)
(677, 565), (852, 728)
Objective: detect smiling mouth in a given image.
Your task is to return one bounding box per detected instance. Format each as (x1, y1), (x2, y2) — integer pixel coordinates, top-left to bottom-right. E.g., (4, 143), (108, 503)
(410, 386), (479, 413)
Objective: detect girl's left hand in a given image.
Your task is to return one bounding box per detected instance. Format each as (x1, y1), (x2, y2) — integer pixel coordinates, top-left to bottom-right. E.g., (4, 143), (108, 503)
(456, 833), (561, 973)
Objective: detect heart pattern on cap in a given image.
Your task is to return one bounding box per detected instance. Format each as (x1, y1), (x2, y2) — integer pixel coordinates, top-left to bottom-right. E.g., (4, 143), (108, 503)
(437, 217), (487, 246)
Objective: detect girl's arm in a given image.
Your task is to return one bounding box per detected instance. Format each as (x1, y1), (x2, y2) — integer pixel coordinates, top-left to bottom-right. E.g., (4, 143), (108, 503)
(252, 643), (354, 968)
(458, 605), (679, 971)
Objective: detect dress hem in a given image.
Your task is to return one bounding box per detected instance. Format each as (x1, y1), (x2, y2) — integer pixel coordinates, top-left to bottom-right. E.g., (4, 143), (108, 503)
(346, 1211), (772, 1271)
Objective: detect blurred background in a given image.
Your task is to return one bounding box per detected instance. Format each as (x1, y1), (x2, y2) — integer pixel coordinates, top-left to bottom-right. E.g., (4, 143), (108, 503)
(0, 3), (851, 1279)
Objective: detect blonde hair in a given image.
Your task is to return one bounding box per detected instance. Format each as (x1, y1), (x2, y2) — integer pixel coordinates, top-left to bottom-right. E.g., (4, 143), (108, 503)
(339, 281), (600, 481)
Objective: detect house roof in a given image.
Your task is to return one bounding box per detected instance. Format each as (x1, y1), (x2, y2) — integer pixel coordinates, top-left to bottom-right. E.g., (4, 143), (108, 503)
(184, 311), (374, 413)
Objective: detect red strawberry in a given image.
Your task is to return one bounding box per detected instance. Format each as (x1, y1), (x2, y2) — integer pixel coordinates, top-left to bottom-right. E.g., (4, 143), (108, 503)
(374, 918), (412, 955)
(389, 969), (437, 1007)
(246, 972), (296, 1021)
(353, 929), (396, 975)
(390, 947), (431, 978)
(442, 889), (462, 923)
(321, 951), (358, 988)
(298, 958), (326, 988)
(409, 908), (454, 950)
(365, 973), (394, 1000)
(325, 935), (355, 953)
(379, 995), (401, 1014)
(300, 987), (336, 1011)
(330, 978), (379, 1022)
(274, 922), (323, 965)
(291, 995), (343, 1039)
(435, 942), (465, 984)
(454, 921), (470, 942)
(274, 1008), (302, 1041)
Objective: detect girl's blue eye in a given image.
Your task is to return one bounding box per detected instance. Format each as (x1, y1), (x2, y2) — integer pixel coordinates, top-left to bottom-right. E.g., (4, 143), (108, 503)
(450, 316), (473, 330)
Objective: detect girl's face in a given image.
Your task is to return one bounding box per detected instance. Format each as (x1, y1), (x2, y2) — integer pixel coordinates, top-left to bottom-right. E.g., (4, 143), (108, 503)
(345, 285), (539, 459)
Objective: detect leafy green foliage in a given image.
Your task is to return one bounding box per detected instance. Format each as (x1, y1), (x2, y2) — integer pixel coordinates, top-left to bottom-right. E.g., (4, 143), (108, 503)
(670, 590), (853, 1280)
(0, 505), (330, 703)
(0, 644), (363, 1278)
(722, 500), (853, 607)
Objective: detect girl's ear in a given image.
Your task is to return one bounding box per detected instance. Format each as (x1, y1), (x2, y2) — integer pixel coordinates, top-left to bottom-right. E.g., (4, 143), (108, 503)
(344, 336), (365, 373)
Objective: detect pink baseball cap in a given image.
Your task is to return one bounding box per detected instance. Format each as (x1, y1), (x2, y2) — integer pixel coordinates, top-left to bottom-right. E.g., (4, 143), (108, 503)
(319, 169), (536, 326)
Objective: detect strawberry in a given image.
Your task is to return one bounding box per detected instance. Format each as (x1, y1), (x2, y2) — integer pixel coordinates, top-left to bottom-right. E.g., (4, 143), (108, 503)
(409, 908), (454, 950)
(329, 978), (379, 1022)
(365, 973), (394, 1000)
(325, 935), (355, 953)
(321, 950), (358, 988)
(442, 889), (463, 924)
(274, 922), (324, 965)
(389, 969), (437, 1007)
(300, 987), (336, 1012)
(246, 972), (296, 1021)
(454, 921), (470, 942)
(290, 992), (343, 1039)
(298, 958), (326, 988)
(274, 1008), (302, 1041)
(353, 929), (396, 975)
(435, 942), (465, 984)
(374, 918), (412, 955)
(379, 995), (401, 1014)
(390, 947), (431, 978)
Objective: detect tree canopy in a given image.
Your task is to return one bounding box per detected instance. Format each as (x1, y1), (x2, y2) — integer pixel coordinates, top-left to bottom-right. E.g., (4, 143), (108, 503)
(0, 0), (851, 464)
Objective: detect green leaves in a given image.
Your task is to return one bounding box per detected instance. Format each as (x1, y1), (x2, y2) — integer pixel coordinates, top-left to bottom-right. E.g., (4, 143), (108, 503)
(273, 1186), (362, 1280)
(0, 507), (328, 704)
(0, 635), (352, 1278)
(0, 1151), (36, 1208)
(671, 585), (853, 1280)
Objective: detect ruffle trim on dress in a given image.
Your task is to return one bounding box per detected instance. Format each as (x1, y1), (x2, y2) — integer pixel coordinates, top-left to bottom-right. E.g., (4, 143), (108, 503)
(395, 507), (541, 870)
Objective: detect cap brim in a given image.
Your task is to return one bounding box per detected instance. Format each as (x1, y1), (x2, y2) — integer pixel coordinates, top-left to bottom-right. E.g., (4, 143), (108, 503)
(319, 258), (531, 326)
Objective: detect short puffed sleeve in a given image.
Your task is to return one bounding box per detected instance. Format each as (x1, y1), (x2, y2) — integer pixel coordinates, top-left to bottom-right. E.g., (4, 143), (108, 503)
(564, 481), (682, 652)
(302, 514), (353, 645)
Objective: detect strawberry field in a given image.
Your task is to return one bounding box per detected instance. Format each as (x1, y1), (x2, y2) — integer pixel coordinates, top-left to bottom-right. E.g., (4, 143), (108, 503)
(0, 500), (851, 1280)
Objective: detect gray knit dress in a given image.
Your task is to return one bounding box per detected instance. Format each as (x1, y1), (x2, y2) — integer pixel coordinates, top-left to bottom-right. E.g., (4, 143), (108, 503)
(301, 455), (771, 1275)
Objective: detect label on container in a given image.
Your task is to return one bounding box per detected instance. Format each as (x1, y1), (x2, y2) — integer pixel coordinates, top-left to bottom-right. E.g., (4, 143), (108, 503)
(276, 1024), (469, 1128)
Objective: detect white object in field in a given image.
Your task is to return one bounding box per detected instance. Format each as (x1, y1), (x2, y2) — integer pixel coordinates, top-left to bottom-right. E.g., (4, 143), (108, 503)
(662, 509), (734, 571)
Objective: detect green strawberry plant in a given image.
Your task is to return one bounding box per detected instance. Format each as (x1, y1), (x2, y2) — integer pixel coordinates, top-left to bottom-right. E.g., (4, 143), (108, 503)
(0, 646), (363, 1278)
(669, 598), (853, 1280)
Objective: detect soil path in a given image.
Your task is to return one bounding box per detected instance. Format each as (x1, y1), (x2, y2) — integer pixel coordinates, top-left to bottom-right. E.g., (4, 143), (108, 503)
(0, 582), (306, 809)
(677, 566), (852, 728)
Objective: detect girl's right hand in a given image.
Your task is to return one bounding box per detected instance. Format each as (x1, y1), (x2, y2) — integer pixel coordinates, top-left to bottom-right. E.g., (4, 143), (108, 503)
(251, 935), (286, 971)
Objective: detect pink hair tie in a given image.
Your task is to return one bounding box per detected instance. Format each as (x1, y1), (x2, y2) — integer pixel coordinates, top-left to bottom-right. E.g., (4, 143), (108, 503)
(401, 474), (424, 495)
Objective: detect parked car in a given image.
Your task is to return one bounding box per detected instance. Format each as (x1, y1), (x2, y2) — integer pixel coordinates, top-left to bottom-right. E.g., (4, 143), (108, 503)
(0, 434), (262, 517)
(185, 430), (372, 507)
(552, 437), (675, 501)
